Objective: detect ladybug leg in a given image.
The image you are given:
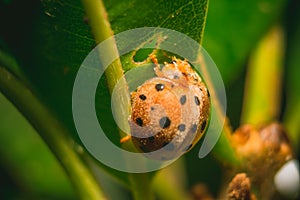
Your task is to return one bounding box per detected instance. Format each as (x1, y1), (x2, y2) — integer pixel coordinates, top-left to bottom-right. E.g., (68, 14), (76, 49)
(149, 53), (158, 65)
(149, 53), (164, 77)
(120, 135), (131, 143)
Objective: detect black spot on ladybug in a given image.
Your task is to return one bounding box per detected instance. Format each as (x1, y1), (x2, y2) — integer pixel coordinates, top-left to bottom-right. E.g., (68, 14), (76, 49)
(180, 95), (187, 105)
(159, 117), (171, 129)
(155, 83), (164, 91)
(194, 96), (200, 105)
(184, 144), (193, 152)
(190, 124), (198, 133)
(178, 124), (186, 132)
(136, 117), (143, 126)
(139, 94), (147, 100)
(201, 120), (207, 132)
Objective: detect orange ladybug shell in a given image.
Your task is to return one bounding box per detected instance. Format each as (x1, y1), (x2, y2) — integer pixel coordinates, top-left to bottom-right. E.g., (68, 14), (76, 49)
(129, 56), (210, 160)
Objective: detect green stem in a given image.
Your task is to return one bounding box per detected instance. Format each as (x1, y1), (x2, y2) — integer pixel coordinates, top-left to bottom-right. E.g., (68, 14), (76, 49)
(81, 0), (124, 93)
(0, 67), (106, 200)
(241, 25), (284, 126)
(129, 173), (155, 200)
(80, 0), (154, 199)
(153, 159), (192, 200)
(197, 54), (240, 165)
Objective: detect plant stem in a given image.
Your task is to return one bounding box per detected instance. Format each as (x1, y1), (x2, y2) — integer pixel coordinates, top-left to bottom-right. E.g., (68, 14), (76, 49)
(153, 159), (192, 200)
(241, 26), (285, 126)
(81, 0), (123, 94)
(80, 0), (130, 139)
(197, 54), (240, 165)
(129, 173), (155, 200)
(80, 0), (154, 199)
(0, 67), (106, 200)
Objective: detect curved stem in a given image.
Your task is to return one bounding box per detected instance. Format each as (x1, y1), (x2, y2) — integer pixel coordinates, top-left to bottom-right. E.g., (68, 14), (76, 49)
(0, 67), (106, 200)
(80, 0), (154, 199)
(197, 54), (240, 165)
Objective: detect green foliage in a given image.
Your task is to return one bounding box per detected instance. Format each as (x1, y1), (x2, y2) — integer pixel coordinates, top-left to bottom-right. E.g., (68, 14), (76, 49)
(0, 93), (75, 199)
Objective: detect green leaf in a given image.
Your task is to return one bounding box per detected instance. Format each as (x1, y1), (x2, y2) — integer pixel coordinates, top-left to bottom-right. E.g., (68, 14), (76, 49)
(203, 0), (287, 84)
(0, 0), (209, 191)
(105, 0), (208, 42)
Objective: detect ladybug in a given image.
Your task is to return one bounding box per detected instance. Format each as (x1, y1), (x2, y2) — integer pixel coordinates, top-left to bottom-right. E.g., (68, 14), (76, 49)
(123, 54), (210, 160)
